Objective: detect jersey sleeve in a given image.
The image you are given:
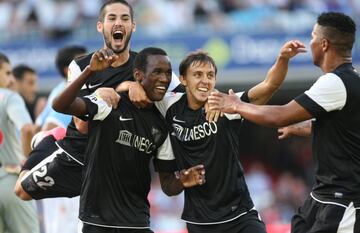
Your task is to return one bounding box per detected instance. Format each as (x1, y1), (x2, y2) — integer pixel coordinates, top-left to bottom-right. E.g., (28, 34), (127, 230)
(67, 60), (82, 84)
(295, 73), (346, 117)
(6, 93), (32, 130)
(155, 92), (184, 117)
(168, 72), (181, 92)
(153, 134), (178, 172)
(224, 91), (245, 120)
(82, 92), (112, 121)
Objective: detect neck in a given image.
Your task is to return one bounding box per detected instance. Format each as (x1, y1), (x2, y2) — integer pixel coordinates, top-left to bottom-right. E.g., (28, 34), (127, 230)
(109, 47), (131, 67)
(186, 96), (204, 110)
(321, 53), (352, 73)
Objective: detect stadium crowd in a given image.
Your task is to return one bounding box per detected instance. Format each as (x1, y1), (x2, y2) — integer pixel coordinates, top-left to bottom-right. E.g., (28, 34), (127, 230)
(0, 0), (359, 40)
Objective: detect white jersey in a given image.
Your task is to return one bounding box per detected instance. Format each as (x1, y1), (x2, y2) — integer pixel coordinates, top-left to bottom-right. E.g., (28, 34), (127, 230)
(0, 88), (32, 176)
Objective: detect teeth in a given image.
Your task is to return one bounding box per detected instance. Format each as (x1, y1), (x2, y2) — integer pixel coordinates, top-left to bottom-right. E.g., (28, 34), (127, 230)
(198, 88), (208, 92)
(156, 86), (166, 90)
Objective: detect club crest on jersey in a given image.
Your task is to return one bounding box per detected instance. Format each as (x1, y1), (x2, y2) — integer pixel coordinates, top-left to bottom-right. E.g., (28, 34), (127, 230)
(171, 121), (218, 141)
(116, 130), (156, 154)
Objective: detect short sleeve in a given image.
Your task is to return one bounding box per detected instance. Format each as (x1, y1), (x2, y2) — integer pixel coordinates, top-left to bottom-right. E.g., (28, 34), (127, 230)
(295, 73), (346, 117)
(7, 93), (32, 129)
(153, 134), (178, 172)
(83, 92), (112, 121)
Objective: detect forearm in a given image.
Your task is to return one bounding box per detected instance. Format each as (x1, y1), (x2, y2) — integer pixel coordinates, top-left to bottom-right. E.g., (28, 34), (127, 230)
(235, 101), (307, 128)
(248, 56), (290, 105)
(285, 120), (312, 137)
(53, 66), (92, 115)
(115, 80), (134, 92)
(21, 124), (36, 157)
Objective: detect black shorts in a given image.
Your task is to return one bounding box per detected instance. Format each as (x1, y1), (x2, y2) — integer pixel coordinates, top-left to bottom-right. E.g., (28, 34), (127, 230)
(81, 223), (153, 233)
(292, 193), (360, 233)
(21, 145), (83, 199)
(186, 209), (266, 233)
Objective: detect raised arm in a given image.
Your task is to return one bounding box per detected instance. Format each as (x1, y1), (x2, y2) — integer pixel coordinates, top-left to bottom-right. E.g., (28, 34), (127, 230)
(159, 165), (205, 196)
(53, 49), (118, 116)
(248, 40), (306, 105)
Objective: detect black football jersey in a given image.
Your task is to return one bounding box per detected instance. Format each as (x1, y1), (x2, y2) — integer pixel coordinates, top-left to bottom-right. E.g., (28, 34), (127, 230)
(56, 51), (137, 162)
(79, 93), (177, 228)
(295, 63), (360, 203)
(155, 92), (254, 224)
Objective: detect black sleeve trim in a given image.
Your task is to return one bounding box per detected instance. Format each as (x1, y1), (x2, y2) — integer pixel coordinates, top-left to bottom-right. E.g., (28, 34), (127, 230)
(240, 91), (250, 103)
(172, 84), (185, 93)
(153, 159), (178, 173)
(295, 94), (326, 117)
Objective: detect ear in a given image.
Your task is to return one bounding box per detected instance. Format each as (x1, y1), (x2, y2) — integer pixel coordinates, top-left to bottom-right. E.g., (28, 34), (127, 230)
(97, 21), (103, 33)
(133, 69), (144, 82)
(132, 22), (136, 33)
(179, 75), (187, 87)
(321, 38), (330, 52)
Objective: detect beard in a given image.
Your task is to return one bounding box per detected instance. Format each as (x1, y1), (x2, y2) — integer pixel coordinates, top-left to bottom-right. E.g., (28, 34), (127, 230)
(103, 30), (133, 54)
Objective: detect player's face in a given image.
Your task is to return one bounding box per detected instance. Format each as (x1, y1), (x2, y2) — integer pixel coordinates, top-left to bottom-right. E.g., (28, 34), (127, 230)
(181, 62), (216, 110)
(310, 24), (324, 67)
(97, 3), (135, 54)
(16, 71), (38, 103)
(0, 62), (15, 89)
(142, 55), (172, 101)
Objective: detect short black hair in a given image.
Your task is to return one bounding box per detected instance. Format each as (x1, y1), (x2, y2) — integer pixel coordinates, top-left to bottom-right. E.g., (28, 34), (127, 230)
(56, 45), (87, 78)
(317, 12), (356, 52)
(98, 0), (134, 22)
(134, 47), (168, 73)
(179, 50), (217, 76)
(0, 53), (10, 68)
(13, 64), (36, 81)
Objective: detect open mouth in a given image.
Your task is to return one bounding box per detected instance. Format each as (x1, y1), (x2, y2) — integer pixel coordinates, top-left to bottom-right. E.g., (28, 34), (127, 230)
(113, 30), (124, 40)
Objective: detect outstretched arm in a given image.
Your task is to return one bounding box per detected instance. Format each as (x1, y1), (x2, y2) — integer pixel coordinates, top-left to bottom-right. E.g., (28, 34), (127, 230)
(159, 164), (205, 196)
(248, 40), (306, 105)
(53, 49), (118, 116)
(208, 91), (313, 127)
(278, 120), (312, 139)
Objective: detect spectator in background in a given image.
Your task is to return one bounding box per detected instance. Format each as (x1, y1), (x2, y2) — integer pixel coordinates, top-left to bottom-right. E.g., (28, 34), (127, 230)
(13, 64), (46, 121)
(36, 45), (87, 131)
(0, 53), (39, 233)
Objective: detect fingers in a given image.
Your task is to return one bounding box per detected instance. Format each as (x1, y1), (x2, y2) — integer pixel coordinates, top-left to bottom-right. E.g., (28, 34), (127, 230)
(95, 88), (121, 108)
(277, 128), (288, 139)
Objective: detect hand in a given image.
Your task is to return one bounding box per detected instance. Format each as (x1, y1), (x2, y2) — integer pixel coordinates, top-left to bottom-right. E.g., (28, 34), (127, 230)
(208, 89), (242, 114)
(179, 164), (205, 188)
(73, 117), (88, 134)
(278, 127), (293, 139)
(128, 81), (152, 108)
(89, 48), (118, 71)
(95, 87), (121, 109)
(205, 90), (223, 122)
(279, 40), (307, 60)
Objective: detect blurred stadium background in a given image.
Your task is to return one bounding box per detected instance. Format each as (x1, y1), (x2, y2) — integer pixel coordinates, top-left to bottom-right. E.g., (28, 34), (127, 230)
(1, 0), (360, 233)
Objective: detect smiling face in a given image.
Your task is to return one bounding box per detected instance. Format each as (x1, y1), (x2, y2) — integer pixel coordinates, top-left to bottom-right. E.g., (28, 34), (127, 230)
(97, 2), (135, 54)
(139, 55), (172, 101)
(181, 61), (216, 110)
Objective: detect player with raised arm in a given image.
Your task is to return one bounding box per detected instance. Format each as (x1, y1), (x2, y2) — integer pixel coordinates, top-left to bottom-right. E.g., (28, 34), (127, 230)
(209, 12), (360, 233)
(53, 47), (205, 233)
